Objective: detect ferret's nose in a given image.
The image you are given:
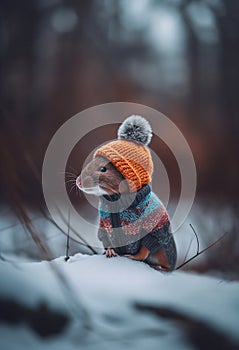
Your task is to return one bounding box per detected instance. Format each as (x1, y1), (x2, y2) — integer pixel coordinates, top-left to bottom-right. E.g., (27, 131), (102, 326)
(76, 176), (82, 189)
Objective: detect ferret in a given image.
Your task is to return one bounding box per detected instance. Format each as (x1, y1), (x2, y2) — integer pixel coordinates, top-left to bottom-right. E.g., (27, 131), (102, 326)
(76, 115), (177, 271)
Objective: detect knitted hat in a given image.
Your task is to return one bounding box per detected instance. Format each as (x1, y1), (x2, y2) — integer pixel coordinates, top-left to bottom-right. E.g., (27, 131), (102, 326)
(94, 115), (153, 192)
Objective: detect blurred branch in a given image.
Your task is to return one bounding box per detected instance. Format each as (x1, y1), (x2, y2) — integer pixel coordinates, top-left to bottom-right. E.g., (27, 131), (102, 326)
(0, 110), (50, 259)
(0, 297), (69, 338)
(134, 303), (239, 349)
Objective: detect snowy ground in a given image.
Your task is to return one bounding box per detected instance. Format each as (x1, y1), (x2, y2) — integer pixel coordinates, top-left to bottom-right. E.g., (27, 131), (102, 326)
(1, 253), (239, 350)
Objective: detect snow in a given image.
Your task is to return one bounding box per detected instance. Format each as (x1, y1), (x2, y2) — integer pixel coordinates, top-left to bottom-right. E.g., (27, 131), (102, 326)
(1, 253), (239, 349)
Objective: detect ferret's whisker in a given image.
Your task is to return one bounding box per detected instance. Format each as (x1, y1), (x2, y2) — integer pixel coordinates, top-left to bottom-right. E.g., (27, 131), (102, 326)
(58, 171), (76, 176)
(65, 179), (77, 184)
(64, 175), (77, 180)
(65, 171), (77, 176)
(67, 165), (78, 173)
(68, 183), (77, 195)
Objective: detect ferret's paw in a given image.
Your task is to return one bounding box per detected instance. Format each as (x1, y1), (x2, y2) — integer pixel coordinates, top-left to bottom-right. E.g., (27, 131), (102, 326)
(124, 254), (141, 261)
(105, 248), (117, 258)
(150, 265), (171, 272)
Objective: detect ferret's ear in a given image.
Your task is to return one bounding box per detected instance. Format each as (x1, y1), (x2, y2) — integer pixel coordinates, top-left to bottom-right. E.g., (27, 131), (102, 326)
(117, 115), (152, 146)
(118, 179), (130, 193)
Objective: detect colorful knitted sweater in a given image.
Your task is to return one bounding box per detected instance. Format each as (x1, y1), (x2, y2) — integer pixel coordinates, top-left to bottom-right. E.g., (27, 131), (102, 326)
(98, 184), (177, 269)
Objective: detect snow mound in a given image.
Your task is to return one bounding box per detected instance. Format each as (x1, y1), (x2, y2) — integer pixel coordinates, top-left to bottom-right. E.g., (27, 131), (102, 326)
(1, 253), (239, 350)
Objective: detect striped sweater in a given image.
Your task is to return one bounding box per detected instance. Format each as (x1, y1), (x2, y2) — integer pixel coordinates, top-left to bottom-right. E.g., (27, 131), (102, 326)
(98, 184), (177, 269)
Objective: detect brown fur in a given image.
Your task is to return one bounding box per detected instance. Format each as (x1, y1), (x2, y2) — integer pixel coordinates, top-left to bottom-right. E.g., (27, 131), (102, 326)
(79, 156), (129, 194)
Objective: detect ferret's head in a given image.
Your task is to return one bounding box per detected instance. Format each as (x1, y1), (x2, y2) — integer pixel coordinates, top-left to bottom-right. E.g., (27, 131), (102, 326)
(76, 156), (128, 196)
(76, 115), (153, 196)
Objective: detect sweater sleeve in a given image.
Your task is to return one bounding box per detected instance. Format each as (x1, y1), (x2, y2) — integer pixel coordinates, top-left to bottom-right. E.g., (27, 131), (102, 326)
(98, 228), (111, 249)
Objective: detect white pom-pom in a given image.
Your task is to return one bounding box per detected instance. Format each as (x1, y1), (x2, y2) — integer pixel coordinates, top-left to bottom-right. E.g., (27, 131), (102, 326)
(117, 115), (152, 146)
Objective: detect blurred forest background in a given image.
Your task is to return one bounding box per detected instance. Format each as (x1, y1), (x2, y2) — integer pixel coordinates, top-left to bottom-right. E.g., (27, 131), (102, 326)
(0, 0), (239, 273)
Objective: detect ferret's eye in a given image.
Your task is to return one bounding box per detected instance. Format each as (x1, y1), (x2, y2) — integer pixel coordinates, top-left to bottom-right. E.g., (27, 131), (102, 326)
(98, 166), (107, 172)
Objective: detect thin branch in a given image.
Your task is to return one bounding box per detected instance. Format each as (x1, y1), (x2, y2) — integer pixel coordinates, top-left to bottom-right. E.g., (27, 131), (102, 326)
(64, 209), (70, 261)
(55, 206), (97, 255)
(182, 236), (194, 265)
(43, 213), (96, 253)
(176, 231), (229, 270)
(190, 223), (200, 254)
(179, 224), (199, 267)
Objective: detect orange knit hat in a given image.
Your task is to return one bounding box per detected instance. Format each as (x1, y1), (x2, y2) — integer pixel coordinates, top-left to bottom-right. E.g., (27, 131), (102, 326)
(94, 115), (153, 192)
